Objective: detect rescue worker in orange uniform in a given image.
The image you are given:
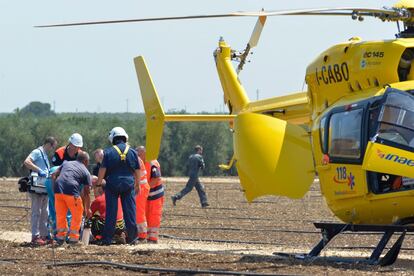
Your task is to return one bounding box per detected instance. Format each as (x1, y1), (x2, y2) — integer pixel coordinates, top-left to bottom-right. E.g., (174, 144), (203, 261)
(52, 133), (83, 166)
(137, 146), (164, 243)
(135, 155), (150, 241)
(53, 151), (92, 245)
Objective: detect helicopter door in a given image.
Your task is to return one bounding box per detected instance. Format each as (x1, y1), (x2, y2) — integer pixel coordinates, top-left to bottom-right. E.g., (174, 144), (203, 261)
(363, 90), (414, 185)
(317, 104), (369, 199)
(233, 113), (314, 201)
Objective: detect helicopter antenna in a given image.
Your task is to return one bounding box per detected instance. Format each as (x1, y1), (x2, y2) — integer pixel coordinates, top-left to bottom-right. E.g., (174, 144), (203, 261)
(236, 15), (267, 74)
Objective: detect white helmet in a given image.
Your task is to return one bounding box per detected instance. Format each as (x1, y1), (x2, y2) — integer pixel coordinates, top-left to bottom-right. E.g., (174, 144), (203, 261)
(68, 133), (83, 147)
(108, 127), (129, 143)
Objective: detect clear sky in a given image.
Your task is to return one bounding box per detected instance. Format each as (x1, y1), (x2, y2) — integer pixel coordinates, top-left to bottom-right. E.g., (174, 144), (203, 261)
(0, 0), (396, 113)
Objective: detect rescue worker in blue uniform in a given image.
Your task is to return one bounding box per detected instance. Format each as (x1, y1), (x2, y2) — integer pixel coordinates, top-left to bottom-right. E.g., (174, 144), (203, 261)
(96, 127), (141, 245)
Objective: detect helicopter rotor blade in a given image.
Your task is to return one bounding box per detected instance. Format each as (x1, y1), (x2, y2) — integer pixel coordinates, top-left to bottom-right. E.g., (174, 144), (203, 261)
(236, 15), (267, 75)
(248, 15), (266, 49)
(34, 7), (407, 28)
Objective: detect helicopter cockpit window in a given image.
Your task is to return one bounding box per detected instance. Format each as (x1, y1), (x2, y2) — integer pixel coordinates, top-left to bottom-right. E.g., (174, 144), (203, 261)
(376, 92), (414, 148)
(328, 109), (362, 159)
(370, 91), (414, 194)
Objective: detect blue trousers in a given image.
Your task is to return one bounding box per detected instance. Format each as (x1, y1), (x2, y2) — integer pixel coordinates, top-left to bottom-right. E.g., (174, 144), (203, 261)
(102, 182), (137, 244)
(175, 177), (208, 205)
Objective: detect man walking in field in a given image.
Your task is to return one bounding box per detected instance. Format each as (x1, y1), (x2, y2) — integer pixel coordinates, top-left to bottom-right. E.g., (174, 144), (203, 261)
(171, 145), (209, 208)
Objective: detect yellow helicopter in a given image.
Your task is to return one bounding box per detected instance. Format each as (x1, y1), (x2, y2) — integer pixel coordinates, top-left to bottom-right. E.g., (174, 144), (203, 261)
(38, 0), (414, 265)
(131, 1), (414, 225)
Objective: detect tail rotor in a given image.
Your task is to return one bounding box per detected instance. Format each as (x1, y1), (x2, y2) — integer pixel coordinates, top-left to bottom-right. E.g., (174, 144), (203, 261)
(236, 15), (267, 74)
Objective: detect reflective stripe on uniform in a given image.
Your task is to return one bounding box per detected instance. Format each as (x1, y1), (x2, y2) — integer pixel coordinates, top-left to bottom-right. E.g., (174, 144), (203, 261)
(149, 185), (164, 197)
(69, 229), (79, 235)
(147, 227), (159, 239)
(68, 228), (80, 240)
(148, 185), (164, 200)
(139, 157), (149, 187)
(137, 222), (147, 233)
(139, 178), (148, 185)
(56, 228), (68, 239)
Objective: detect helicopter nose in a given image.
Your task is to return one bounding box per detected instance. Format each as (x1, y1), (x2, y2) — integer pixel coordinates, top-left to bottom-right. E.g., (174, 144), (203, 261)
(233, 113), (315, 201)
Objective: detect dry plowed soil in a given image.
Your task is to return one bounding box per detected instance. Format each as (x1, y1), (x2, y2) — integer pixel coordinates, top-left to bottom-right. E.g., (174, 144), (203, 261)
(0, 177), (413, 275)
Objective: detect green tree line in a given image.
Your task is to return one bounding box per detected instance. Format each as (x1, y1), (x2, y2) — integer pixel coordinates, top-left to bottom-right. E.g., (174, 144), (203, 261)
(0, 102), (235, 177)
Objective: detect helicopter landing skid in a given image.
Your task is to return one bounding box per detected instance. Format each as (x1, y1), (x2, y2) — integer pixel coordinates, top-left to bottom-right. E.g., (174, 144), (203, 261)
(274, 222), (414, 266)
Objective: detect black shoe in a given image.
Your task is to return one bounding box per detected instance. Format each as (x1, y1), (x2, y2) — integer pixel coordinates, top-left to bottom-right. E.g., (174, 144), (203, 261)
(96, 240), (111, 246)
(147, 239), (158, 244)
(128, 237), (140, 245)
(201, 203), (210, 208)
(113, 233), (127, 244)
(171, 196), (177, 206)
(55, 239), (65, 246)
(67, 240), (82, 246)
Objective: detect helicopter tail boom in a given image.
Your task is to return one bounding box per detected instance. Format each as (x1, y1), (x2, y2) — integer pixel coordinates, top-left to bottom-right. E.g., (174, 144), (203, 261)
(247, 92), (311, 125)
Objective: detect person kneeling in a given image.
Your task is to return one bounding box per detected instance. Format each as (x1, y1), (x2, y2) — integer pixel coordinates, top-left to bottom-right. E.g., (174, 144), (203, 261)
(90, 181), (126, 244)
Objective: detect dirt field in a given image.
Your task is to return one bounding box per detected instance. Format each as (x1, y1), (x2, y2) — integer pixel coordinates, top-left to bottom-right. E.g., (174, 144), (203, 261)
(0, 177), (413, 275)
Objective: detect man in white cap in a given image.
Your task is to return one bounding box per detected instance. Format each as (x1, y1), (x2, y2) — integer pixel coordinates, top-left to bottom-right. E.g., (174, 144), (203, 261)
(52, 133), (83, 166)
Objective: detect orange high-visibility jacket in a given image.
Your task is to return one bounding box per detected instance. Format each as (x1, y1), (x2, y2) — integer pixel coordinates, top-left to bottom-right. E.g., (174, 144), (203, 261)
(146, 160), (163, 200)
(138, 157), (149, 189)
(145, 160), (162, 186)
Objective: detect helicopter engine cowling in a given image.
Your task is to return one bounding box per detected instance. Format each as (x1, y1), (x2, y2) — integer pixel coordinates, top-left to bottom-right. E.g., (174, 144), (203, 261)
(233, 112), (315, 201)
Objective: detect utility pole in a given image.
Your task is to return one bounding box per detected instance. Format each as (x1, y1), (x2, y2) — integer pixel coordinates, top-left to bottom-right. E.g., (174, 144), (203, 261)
(126, 98), (129, 113)
(256, 89), (260, 101)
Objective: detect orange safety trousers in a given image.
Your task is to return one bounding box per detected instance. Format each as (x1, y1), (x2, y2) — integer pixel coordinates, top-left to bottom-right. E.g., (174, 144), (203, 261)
(55, 193), (84, 242)
(135, 184), (149, 239)
(146, 196), (164, 241)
